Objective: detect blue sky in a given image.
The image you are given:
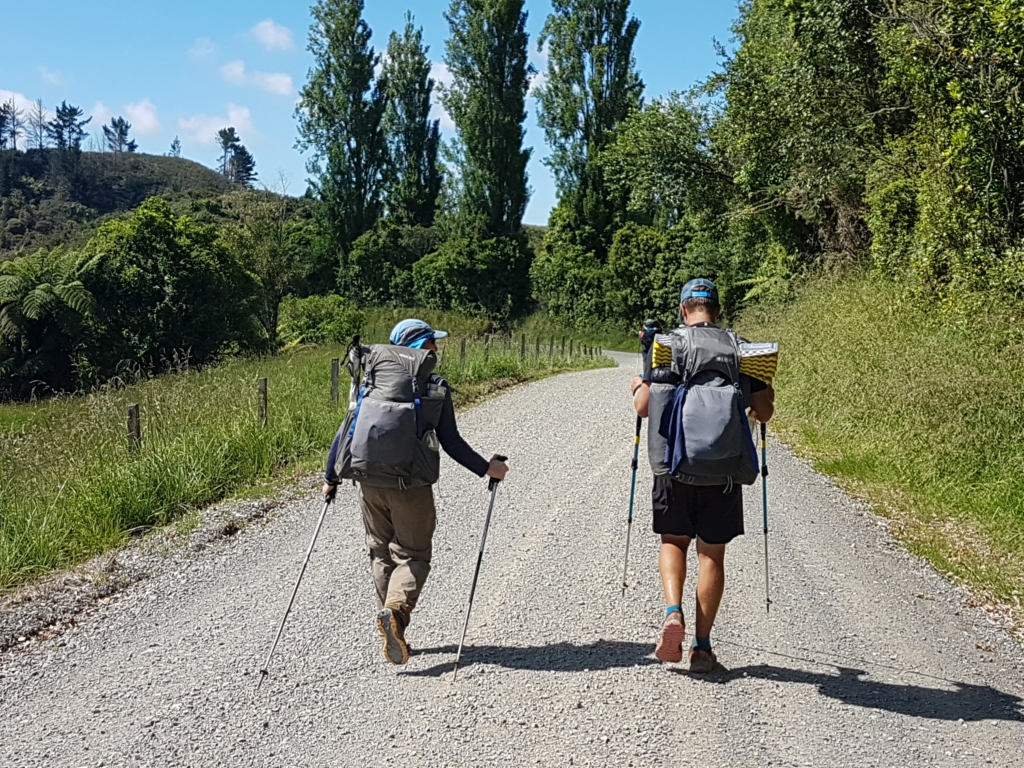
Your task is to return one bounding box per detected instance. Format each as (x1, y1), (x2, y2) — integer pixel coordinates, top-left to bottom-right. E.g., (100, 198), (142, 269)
(0, 0), (739, 225)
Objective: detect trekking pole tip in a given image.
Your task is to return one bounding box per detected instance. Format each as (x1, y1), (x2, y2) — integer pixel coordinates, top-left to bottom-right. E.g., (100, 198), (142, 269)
(256, 669), (268, 690)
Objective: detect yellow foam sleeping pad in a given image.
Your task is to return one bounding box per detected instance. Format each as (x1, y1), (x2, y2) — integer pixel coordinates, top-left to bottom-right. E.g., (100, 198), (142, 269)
(651, 338), (779, 385)
(739, 343), (779, 385)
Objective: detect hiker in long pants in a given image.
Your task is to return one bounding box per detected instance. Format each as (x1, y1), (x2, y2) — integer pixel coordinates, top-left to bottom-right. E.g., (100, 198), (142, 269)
(631, 279), (775, 672)
(324, 319), (509, 665)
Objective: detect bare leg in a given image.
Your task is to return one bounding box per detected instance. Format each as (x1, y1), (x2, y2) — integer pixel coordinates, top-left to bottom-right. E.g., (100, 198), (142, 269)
(659, 534), (691, 606)
(694, 538), (726, 639)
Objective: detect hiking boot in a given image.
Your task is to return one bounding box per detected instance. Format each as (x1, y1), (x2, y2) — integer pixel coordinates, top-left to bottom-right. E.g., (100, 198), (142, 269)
(654, 611), (685, 664)
(375, 608), (409, 665)
(688, 647), (725, 674)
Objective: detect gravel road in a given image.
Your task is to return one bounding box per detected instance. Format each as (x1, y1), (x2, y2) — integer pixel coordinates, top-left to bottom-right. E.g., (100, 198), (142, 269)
(1, 353), (1022, 767)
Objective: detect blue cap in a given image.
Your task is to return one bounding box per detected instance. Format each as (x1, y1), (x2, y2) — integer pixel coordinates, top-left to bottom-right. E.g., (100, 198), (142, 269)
(389, 319), (448, 349)
(680, 278), (719, 304)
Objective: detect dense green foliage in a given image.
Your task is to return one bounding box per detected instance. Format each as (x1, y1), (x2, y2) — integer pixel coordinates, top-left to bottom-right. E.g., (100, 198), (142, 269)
(533, 0), (1024, 331)
(382, 15), (443, 227)
(443, 0), (533, 239)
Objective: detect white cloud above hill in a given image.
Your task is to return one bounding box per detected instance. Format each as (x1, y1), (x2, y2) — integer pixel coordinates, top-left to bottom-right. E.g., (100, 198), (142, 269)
(178, 104), (256, 145)
(125, 99), (160, 135)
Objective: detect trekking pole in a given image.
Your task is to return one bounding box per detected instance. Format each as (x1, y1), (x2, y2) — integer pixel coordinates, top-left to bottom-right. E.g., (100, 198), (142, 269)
(453, 455), (508, 681)
(257, 494), (334, 690)
(760, 422), (771, 615)
(621, 414), (642, 596)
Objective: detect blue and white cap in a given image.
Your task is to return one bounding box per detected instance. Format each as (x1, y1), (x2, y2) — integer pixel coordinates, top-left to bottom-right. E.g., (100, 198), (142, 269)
(680, 278), (719, 304)
(389, 319), (448, 349)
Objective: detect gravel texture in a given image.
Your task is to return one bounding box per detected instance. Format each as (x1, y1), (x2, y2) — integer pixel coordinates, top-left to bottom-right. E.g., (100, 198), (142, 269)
(1, 353), (1022, 767)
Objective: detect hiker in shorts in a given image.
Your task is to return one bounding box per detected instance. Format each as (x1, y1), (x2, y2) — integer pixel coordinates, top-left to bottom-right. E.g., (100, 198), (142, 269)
(631, 279), (775, 673)
(323, 319), (509, 665)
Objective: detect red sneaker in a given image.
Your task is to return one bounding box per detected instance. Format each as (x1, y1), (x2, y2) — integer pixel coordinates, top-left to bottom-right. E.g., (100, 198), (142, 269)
(654, 612), (685, 663)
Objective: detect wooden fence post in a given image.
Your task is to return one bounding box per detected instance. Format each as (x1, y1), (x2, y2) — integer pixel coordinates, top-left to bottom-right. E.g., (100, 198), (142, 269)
(520, 334), (526, 360)
(127, 404), (141, 453)
(484, 334), (490, 363)
(561, 336), (566, 357)
(569, 339), (574, 357)
(460, 338), (467, 373)
(549, 334), (555, 362)
(331, 358), (340, 404)
(535, 336), (541, 358)
(258, 377), (268, 426)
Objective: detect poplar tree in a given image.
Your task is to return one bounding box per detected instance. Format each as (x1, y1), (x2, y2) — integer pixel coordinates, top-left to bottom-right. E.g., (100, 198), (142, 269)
(382, 14), (442, 227)
(443, 0), (533, 237)
(296, 0), (387, 255)
(536, 0), (642, 254)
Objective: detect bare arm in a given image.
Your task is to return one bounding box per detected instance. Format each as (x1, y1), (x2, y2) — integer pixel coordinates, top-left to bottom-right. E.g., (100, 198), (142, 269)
(749, 386), (776, 423)
(631, 376), (650, 418)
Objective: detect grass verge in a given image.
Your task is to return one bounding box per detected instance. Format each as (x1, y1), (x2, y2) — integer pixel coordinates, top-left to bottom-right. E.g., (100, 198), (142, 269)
(0, 334), (610, 592)
(739, 271), (1024, 612)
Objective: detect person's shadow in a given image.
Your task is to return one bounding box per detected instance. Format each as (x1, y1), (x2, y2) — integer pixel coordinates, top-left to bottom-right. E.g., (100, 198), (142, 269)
(684, 664), (1024, 722)
(402, 640), (658, 677)
(404, 643), (1023, 723)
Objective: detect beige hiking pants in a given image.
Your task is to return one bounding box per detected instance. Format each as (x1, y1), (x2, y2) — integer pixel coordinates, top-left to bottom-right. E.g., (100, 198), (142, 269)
(358, 483), (437, 623)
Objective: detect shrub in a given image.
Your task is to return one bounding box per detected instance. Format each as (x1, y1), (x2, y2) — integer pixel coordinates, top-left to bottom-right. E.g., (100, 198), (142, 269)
(278, 294), (364, 345)
(414, 235), (531, 321)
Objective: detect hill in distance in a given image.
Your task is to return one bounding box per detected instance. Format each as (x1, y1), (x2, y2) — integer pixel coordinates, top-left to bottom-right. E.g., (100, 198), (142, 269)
(0, 150), (233, 260)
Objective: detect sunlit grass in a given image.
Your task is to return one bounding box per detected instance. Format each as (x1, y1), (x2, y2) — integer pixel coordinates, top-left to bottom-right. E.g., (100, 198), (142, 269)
(740, 272), (1024, 608)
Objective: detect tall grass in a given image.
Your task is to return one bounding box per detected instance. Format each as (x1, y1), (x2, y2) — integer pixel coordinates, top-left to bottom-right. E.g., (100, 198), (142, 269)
(740, 272), (1024, 607)
(0, 334), (609, 592)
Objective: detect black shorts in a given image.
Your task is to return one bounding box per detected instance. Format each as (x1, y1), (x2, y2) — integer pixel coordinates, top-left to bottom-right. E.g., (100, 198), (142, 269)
(651, 475), (745, 544)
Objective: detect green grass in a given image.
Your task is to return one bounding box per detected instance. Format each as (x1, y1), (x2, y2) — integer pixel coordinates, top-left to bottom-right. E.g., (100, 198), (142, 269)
(739, 271), (1024, 609)
(0, 332), (609, 592)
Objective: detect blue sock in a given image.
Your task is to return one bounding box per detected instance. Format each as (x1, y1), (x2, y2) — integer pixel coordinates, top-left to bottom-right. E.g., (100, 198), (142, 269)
(665, 605), (681, 618)
(695, 636), (712, 652)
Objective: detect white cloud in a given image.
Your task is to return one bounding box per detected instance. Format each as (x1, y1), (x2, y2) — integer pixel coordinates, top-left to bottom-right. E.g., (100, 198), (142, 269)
(38, 66), (64, 85)
(125, 99), (160, 136)
(220, 60), (293, 96)
(178, 104), (257, 145)
(90, 101), (113, 127)
(189, 37), (217, 60)
(0, 89), (36, 113)
(429, 62), (456, 133)
(529, 41), (549, 96)
(252, 20), (294, 51)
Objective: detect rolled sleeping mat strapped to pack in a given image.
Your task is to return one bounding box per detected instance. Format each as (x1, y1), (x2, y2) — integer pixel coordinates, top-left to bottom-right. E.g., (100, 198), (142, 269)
(739, 342), (779, 386)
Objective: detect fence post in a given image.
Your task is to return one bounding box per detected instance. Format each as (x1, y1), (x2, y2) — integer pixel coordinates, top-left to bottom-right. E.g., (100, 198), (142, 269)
(549, 334), (554, 362)
(127, 404), (141, 453)
(535, 336), (541, 358)
(460, 338), (467, 373)
(561, 336), (566, 357)
(258, 377), (268, 426)
(331, 358), (340, 404)
(484, 334), (490, 363)
(569, 339), (574, 358)
(520, 334), (526, 361)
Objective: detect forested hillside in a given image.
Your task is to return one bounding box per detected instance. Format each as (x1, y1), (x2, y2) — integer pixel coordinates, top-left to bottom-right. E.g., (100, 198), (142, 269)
(0, 151), (231, 259)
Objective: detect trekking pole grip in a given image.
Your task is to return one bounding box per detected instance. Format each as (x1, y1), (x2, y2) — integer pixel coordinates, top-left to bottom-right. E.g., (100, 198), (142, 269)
(488, 454), (508, 491)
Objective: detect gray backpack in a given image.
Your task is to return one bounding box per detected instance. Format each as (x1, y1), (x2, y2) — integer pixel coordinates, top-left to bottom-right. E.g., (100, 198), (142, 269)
(333, 345), (446, 488)
(647, 325), (759, 486)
